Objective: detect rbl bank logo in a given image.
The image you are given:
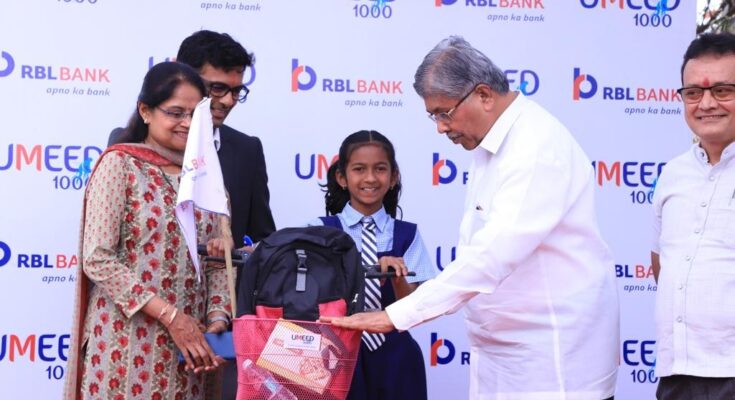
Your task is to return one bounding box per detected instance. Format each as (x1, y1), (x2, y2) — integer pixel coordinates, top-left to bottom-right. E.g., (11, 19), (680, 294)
(291, 58), (403, 94)
(616, 263), (656, 279)
(0, 241), (10, 267)
(291, 59), (317, 91)
(0, 51), (14, 78)
(0, 50), (110, 82)
(573, 67), (597, 100)
(430, 332), (469, 366)
(0, 240), (78, 269)
(432, 153), (468, 185)
(573, 68), (680, 102)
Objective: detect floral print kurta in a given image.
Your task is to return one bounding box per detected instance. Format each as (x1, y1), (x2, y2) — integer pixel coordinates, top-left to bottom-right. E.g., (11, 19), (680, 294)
(73, 149), (230, 400)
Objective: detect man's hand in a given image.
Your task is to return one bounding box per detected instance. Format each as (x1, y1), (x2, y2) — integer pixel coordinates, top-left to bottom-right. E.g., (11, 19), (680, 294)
(206, 237), (234, 258)
(320, 311), (395, 333)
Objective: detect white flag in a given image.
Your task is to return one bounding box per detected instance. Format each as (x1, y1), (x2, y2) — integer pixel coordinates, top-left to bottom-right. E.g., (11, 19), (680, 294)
(175, 97), (229, 281)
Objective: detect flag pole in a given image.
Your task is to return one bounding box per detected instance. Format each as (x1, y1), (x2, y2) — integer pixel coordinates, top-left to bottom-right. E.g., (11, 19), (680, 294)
(220, 214), (237, 317)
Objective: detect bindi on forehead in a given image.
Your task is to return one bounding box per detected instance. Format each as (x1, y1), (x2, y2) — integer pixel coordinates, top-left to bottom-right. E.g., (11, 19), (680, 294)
(702, 77), (711, 87)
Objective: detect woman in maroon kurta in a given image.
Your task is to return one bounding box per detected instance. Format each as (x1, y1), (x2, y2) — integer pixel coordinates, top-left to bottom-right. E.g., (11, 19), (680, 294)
(65, 62), (231, 400)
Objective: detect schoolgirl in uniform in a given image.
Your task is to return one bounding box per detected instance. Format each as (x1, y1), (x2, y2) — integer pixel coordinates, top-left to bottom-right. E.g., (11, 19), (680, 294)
(310, 130), (434, 400)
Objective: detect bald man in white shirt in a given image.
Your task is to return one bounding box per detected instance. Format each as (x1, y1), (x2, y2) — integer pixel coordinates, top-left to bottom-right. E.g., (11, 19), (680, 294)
(651, 32), (735, 400)
(323, 36), (619, 400)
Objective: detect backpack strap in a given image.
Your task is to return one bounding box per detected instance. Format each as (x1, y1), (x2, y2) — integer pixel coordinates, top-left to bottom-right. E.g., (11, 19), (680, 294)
(377, 220), (417, 258)
(319, 216), (343, 230)
(295, 249), (308, 292)
(375, 220), (418, 315)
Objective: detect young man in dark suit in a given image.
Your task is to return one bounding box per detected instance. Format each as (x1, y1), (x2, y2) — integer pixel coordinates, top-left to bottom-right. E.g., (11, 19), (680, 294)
(176, 31), (276, 399)
(175, 30), (275, 249)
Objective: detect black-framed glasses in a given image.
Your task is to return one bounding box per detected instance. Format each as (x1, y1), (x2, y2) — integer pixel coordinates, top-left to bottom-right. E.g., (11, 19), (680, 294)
(677, 84), (735, 104)
(428, 84), (480, 123)
(207, 82), (250, 103)
(156, 107), (194, 122)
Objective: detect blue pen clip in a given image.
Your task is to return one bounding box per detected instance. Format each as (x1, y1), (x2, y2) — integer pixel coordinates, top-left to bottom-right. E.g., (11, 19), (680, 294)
(243, 235), (254, 247)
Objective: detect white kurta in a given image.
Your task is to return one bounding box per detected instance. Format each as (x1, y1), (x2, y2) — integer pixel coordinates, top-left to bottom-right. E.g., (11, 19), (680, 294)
(387, 94), (619, 400)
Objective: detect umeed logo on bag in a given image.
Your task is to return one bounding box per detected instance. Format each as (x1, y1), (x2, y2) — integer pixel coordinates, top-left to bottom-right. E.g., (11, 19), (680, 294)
(286, 333), (321, 351)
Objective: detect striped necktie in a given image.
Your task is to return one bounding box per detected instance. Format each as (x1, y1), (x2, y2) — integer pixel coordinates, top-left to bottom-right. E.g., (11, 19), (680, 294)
(360, 216), (386, 351)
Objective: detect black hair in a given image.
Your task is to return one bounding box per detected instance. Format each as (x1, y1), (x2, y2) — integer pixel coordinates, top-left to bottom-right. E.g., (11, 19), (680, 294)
(176, 30), (254, 72)
(322, 130), (402, 218)
(116, 62), (206, 144)
(681, 32), (735, 83)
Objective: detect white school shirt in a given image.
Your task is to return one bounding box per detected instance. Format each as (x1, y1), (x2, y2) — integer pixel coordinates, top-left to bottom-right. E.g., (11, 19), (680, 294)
(652, 142), (735, 378)
(308, 203), (435, 285)
(386, 94), (619, 400)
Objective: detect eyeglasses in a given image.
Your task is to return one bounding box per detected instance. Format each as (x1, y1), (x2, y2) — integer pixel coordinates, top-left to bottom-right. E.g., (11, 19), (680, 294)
(207, 81), (250, 103)
(156, 107), (194, 122)
(676, 84), (735, 104)
(427, 84), (479, 123)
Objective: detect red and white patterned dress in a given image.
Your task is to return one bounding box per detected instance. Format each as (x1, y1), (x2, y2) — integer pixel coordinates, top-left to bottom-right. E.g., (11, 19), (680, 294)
(67, 147), (230, 400)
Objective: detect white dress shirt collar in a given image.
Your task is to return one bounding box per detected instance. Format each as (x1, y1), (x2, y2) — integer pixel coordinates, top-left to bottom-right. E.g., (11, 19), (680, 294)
(479, 91), (526, 155)
(341, 203), (389, 234)
(213, 127), (221, 152)
(693, 141), (735, 167)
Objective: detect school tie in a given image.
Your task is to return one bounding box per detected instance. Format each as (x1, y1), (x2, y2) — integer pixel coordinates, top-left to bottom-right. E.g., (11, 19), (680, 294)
(360, 216), (386, 351)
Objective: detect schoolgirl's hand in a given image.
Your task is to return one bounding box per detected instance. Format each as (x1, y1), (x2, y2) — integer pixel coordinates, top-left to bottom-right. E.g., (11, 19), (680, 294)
(378, 256), (409, 282)
(378, 256), (417, 300)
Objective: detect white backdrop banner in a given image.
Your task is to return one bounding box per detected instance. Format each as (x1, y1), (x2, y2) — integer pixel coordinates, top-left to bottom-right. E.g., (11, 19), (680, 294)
(0, 1), (695, 398)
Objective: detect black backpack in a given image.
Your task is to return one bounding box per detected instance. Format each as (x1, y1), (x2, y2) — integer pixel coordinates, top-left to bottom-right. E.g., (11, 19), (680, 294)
(236, 226), (365, 321)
